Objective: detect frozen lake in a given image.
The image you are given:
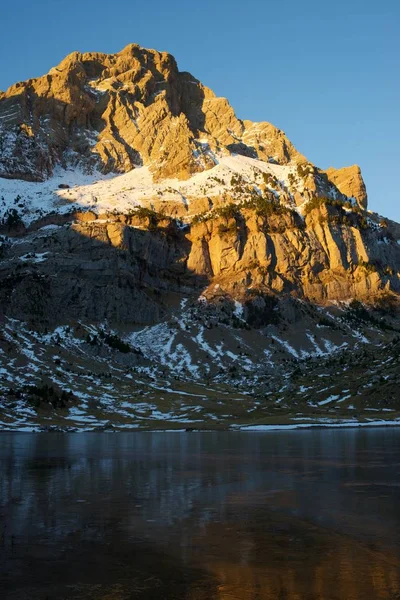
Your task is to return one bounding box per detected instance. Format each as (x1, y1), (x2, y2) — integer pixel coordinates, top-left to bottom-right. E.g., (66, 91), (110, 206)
(1, 429), (400, 599)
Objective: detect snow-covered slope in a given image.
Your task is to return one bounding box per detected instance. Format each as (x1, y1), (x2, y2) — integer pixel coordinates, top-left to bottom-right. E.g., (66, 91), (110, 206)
(0, 155), (301, 224)
(0, 301), (399, 431)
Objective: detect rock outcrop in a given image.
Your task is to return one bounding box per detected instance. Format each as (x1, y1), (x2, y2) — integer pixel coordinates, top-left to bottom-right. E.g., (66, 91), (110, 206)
(324, 165), (368, 209)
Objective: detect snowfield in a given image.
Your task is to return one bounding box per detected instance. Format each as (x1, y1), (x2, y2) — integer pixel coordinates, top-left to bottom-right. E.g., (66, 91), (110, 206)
(0, 154), (297, 224)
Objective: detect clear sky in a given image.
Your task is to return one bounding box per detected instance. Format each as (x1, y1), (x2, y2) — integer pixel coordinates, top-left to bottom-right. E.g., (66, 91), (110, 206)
(0, 0), (399, 221)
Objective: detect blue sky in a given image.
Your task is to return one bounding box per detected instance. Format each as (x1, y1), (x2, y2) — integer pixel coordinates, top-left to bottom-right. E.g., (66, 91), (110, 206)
(0, 0), (399, 220)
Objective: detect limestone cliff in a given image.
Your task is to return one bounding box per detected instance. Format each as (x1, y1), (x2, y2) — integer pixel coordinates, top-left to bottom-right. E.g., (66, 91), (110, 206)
(0, 201), (399, 332)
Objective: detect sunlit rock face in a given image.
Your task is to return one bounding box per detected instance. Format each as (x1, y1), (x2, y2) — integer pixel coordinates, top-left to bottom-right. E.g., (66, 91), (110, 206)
(324, 165), (368, 209)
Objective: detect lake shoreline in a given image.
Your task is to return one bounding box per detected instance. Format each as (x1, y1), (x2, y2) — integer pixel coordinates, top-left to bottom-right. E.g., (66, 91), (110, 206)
(1, 418), (400, 433)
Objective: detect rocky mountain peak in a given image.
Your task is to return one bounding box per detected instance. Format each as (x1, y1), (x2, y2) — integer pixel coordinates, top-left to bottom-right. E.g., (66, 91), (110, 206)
(0, 45), (370, 216)
(0, 44), (311, 184)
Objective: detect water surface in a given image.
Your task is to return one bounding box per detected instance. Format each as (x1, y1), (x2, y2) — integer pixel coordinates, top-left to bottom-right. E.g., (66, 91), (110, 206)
(1, 429), (400, 599)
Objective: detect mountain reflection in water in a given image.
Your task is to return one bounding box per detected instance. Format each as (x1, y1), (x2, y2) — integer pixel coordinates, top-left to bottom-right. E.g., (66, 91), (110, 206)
(1, 429), (400, 599)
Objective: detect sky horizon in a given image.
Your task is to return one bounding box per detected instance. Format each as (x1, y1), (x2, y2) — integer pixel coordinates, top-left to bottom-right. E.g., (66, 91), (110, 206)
(0, 0), (398, 221)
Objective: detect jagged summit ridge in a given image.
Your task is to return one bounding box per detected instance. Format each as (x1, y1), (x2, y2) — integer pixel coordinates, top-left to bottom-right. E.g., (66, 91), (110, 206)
(0, 43), (366, 209)
(0, 44), (301, 180)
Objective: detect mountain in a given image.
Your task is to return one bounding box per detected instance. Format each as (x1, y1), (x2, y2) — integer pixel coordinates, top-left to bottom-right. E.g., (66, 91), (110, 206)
(0, 44), (399, 432)
(0, 43), (366, 204)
